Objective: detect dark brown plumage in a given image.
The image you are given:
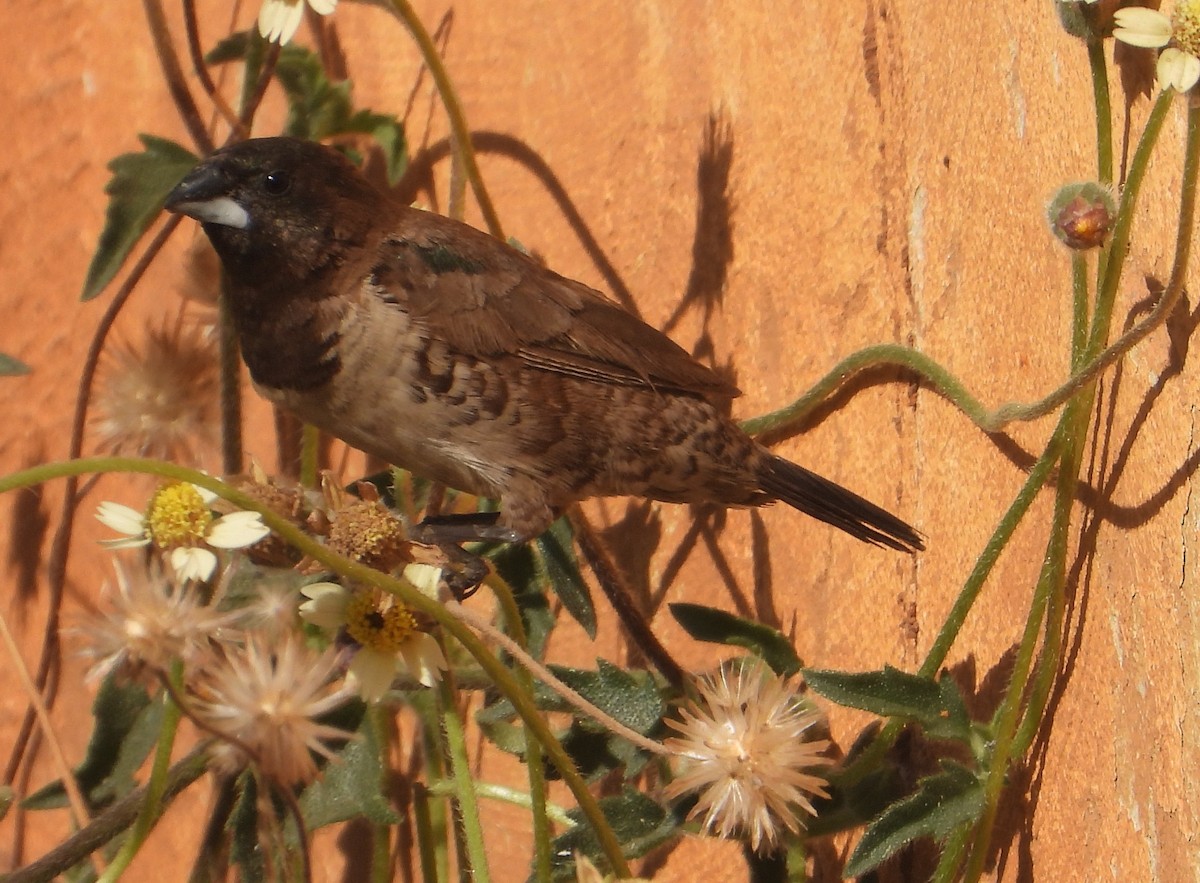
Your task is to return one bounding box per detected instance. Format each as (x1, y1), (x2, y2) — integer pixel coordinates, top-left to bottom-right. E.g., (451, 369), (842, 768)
(165, 137), (922, 550)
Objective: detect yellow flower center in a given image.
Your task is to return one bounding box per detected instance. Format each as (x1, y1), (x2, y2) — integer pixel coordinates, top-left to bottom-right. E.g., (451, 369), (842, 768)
(145, 482), (212, 548)
(1175, 0), (1200, 55)
(344, 590), (418, 653)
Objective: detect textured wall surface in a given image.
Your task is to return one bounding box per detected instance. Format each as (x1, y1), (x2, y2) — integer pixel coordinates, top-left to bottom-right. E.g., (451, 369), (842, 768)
(1, 1), (1196, 880)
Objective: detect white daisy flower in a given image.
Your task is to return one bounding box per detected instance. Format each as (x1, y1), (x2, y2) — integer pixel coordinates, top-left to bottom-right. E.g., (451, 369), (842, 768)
(96, 482), (270, 582)
(299, 581), (447, 702)
(1114, 3), (1200, 93)
(258, 0), (337, 45)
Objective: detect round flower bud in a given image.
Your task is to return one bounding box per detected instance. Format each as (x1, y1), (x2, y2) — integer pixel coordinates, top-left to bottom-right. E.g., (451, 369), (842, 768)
(1047, 182), (1116, 250)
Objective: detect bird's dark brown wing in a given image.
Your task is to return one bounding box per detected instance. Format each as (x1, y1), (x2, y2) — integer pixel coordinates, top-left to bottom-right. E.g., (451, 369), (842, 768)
(370, 206), (740, 402)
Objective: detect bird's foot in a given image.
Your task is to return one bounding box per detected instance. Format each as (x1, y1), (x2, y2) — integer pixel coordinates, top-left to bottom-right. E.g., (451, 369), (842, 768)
(428, 542), (490, 600)
(409, 512), (524, 600)
(411, 511), (525, 545)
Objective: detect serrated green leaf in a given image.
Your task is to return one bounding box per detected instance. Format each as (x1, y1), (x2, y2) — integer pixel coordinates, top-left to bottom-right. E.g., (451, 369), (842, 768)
(479, 661), (663, 778)
(205, 30), (253, 65)
(342, 109), (408, 185)
(208, 34), (407, 184)
(0, 353), (29, 375)
(548, 788), (677, 881)
(23, 677), (156, 811)
(547, 660), (664, 736)
(299, 708), (397, 829)
(669, 602), (802, 676)
(844, 761), (985, 877)
(536, 518), (596, 638)
(803, 665), (972, 742)
(81, 135), (198, 301)
(476, 717), (528, 756)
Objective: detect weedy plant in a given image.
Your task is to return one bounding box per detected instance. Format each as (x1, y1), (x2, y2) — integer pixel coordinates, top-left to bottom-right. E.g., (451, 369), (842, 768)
(0, 1), (1196, 880)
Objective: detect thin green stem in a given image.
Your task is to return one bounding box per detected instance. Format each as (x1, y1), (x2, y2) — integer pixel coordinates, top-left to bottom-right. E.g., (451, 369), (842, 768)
(1090, 90), (1172, 353)
(918, 432), (1064, 679)
(300, 423), (321, 489)
(448, 597), (668, 757)
(97, 666), (184, 883)
(437, 672), (491, 883)
(424, 780), (576, 828)
(962, 412), (1079, 883)
(218, 283), (243, 475)
(739, 345), (988, 437)
(488, 574), (553, 882)
(366, 704), (393, 883)
(0, 457), (630, 877)
(1087, 36), (1114, 185)
(743, 279), (1187, 439)
(1070, 252), (1090, 371)
(412, 785), (442, 883)
(383, 0), (505, 239)
(142, 0), (214, 154)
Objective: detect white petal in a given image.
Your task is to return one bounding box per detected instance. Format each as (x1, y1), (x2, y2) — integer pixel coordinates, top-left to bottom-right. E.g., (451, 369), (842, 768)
(1158, 48), (1200, 91)
(1112, 8), (1173, 47)
(171, 547), (217, 582)
(298, 583), (349, 629)
(402, 563), (443, 598)
(307, 0), (337, 14)
(349, 649), (398, 702)
(398, 632), (447, 688)
(96, 501), (146, 537)
(99, 536), (152, 550)
(258, 0), (305, 43)
(191, 484), (218, 506)
(205, 511), (270, 549)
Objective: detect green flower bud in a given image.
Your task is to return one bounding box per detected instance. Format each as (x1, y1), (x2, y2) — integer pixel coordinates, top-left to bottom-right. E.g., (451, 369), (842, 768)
(1047, 182), (1116, 250)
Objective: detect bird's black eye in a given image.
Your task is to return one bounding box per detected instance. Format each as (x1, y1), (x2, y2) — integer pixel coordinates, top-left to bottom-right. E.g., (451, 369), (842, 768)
(262, 170), (291, 195)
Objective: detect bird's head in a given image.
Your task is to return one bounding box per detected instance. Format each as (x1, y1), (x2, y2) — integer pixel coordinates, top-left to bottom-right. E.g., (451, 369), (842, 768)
(165, 137), (384, 287)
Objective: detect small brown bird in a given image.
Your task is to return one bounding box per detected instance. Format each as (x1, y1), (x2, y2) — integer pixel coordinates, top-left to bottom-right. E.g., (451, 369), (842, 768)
(165, 137), (921, 550)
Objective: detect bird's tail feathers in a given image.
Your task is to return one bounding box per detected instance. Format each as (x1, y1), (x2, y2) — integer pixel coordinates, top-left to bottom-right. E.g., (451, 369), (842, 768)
(757, 453), (923, 552)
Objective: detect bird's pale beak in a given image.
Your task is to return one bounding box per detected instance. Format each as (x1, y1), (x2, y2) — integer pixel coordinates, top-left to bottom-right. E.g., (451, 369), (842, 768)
(165, 161), (250, 230)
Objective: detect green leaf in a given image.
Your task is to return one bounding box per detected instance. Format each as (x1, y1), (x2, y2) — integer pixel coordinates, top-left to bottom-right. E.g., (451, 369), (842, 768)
(844, 761), (985, 877)
(803, 665), (972, 743)
(0, 353), (29, 375)
(299, 707), (398, 829)
(669, 602), (802, 676)
(546, 660), (664, 736)
(229, 774), (267, 883)
(81, 135), (198, 301)
(208, 34), (407, 184)
(339, 109), (408, 186)
(804, 765), (905, 838)
(549, 788), (679, 881)
(23, 677), (157, 810)
(475, 717), (527, 756)
(536, 518), (596, 638)
(478, 660), (663, 780)
(490, 542), (554, 658)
